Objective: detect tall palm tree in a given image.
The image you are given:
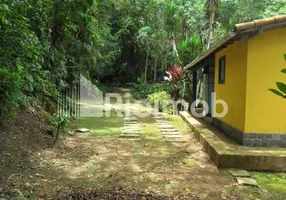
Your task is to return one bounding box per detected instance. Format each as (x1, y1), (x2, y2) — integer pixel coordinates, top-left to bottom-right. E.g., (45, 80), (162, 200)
(205, 0), (219, 49)
(164, 1), (180, 58)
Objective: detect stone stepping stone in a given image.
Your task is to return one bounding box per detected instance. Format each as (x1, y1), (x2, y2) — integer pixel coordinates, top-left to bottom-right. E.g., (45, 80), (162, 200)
(123, 121), (138, 124)
(159, 128), (178, 132)
(124, 124), (140, 126)
(124, 121), (138, 124)
(123, 127), (141, 130)
(119, 138), (140, 141)
(122, 130), (142, 134)
(124, 117), (137, 121)
(124, 128), (141, 130)
(77, 128), (90, 133)
(156, 124), (172, 126)
(236, 177), (258, 187)
(124, 120), (138, 123)
(165, 138), (186, 143)
(157, 124), (174, 127)
(161, 132), (181, 135)
(231, 170), (251, 177)
(124, 124), (139, 127)
(152, 116), (165, 120)
(120, 131), (142, 135)
(122, 127), (139, 131)
(124, 126), (141, 129)
(157, 125), (175, 129)
(124, 123), (140, 126)
(164, 135), (184, 138)
(124, 127), (141, 130)
(121, 133), (141, 136)
(122, 127), (141, 131)
(155, 119), (169, 122)
(120, 134), (140, 138)
(156, 122), (172, 125)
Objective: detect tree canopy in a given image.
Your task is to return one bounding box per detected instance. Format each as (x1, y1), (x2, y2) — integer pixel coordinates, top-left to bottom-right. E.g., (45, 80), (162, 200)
(1, 0), (286, 119)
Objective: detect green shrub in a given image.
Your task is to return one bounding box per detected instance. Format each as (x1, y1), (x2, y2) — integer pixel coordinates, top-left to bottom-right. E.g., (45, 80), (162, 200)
(51, 115), (70, 144)
(132, 82), (174, 100)
(147, 91), (171, 112)
(0, 66), (23, 122)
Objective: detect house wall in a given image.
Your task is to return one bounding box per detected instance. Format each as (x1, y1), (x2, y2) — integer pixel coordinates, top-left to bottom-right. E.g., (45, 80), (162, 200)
(214, 39), (248, 132)
(245, 27), (286, 134)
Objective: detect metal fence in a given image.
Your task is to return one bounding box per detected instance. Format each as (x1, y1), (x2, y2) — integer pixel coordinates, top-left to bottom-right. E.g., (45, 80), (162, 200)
(57, 82), (80, 118)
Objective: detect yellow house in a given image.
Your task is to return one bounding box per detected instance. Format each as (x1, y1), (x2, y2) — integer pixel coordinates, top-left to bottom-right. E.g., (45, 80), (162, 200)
(185, 15), (286, 147)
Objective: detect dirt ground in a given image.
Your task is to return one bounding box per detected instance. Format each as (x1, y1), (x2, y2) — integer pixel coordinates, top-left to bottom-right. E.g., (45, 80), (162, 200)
(0, 95), (286, 199)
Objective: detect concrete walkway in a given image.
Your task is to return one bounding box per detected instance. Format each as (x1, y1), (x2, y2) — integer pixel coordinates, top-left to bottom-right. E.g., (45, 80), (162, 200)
(119, 115), (142, 141)
(179, 111), (286, 171)
(152, 115), (186, 143)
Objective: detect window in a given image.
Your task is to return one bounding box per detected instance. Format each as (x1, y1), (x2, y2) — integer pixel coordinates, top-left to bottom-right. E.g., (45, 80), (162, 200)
(218, 56), (226, 84)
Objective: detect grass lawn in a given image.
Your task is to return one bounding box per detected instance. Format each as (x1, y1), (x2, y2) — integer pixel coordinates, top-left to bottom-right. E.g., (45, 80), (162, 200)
(15, 92), (285, 199)
(70, 111), (123, 136)
(252, 172), (286, 198)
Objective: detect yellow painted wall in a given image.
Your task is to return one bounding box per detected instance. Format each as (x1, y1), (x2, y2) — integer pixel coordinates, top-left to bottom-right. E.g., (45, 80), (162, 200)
(245, 27), (286, 133)
(214, 39), (248, 132)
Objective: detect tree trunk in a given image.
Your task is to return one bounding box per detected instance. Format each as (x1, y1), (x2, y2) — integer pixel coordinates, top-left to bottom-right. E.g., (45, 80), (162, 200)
(171, 39), (179, 58)
(199, 9), (215, 103)
(161, 55), (164, 71)
(206, 10), (215, 50)
(197, 69), (204, 100)
(144, 48), (149, 83)
(154, 57), (158, 82)
(164, 53), (167, 70)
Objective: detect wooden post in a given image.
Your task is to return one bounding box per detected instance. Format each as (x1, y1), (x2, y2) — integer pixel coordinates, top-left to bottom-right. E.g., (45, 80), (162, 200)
(77, 81), (80, 117)
(57, 90), (60, 117)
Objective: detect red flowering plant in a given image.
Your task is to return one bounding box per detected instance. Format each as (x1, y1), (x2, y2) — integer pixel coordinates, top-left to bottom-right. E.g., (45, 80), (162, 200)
(164, 64), (186, 100)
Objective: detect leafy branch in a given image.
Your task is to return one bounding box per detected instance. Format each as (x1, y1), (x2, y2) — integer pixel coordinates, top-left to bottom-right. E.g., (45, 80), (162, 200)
(51, 115), (70, 144)
(269, 54), (286, 98)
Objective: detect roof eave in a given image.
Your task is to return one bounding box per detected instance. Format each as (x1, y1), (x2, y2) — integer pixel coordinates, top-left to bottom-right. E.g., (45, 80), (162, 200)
(184, 31), (236, 71)
(184, 14), (286, 71)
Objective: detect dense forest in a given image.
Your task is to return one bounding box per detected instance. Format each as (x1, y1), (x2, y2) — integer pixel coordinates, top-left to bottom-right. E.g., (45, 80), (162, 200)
(1, 0), (286, 120)
(1, 1), (286, 198)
